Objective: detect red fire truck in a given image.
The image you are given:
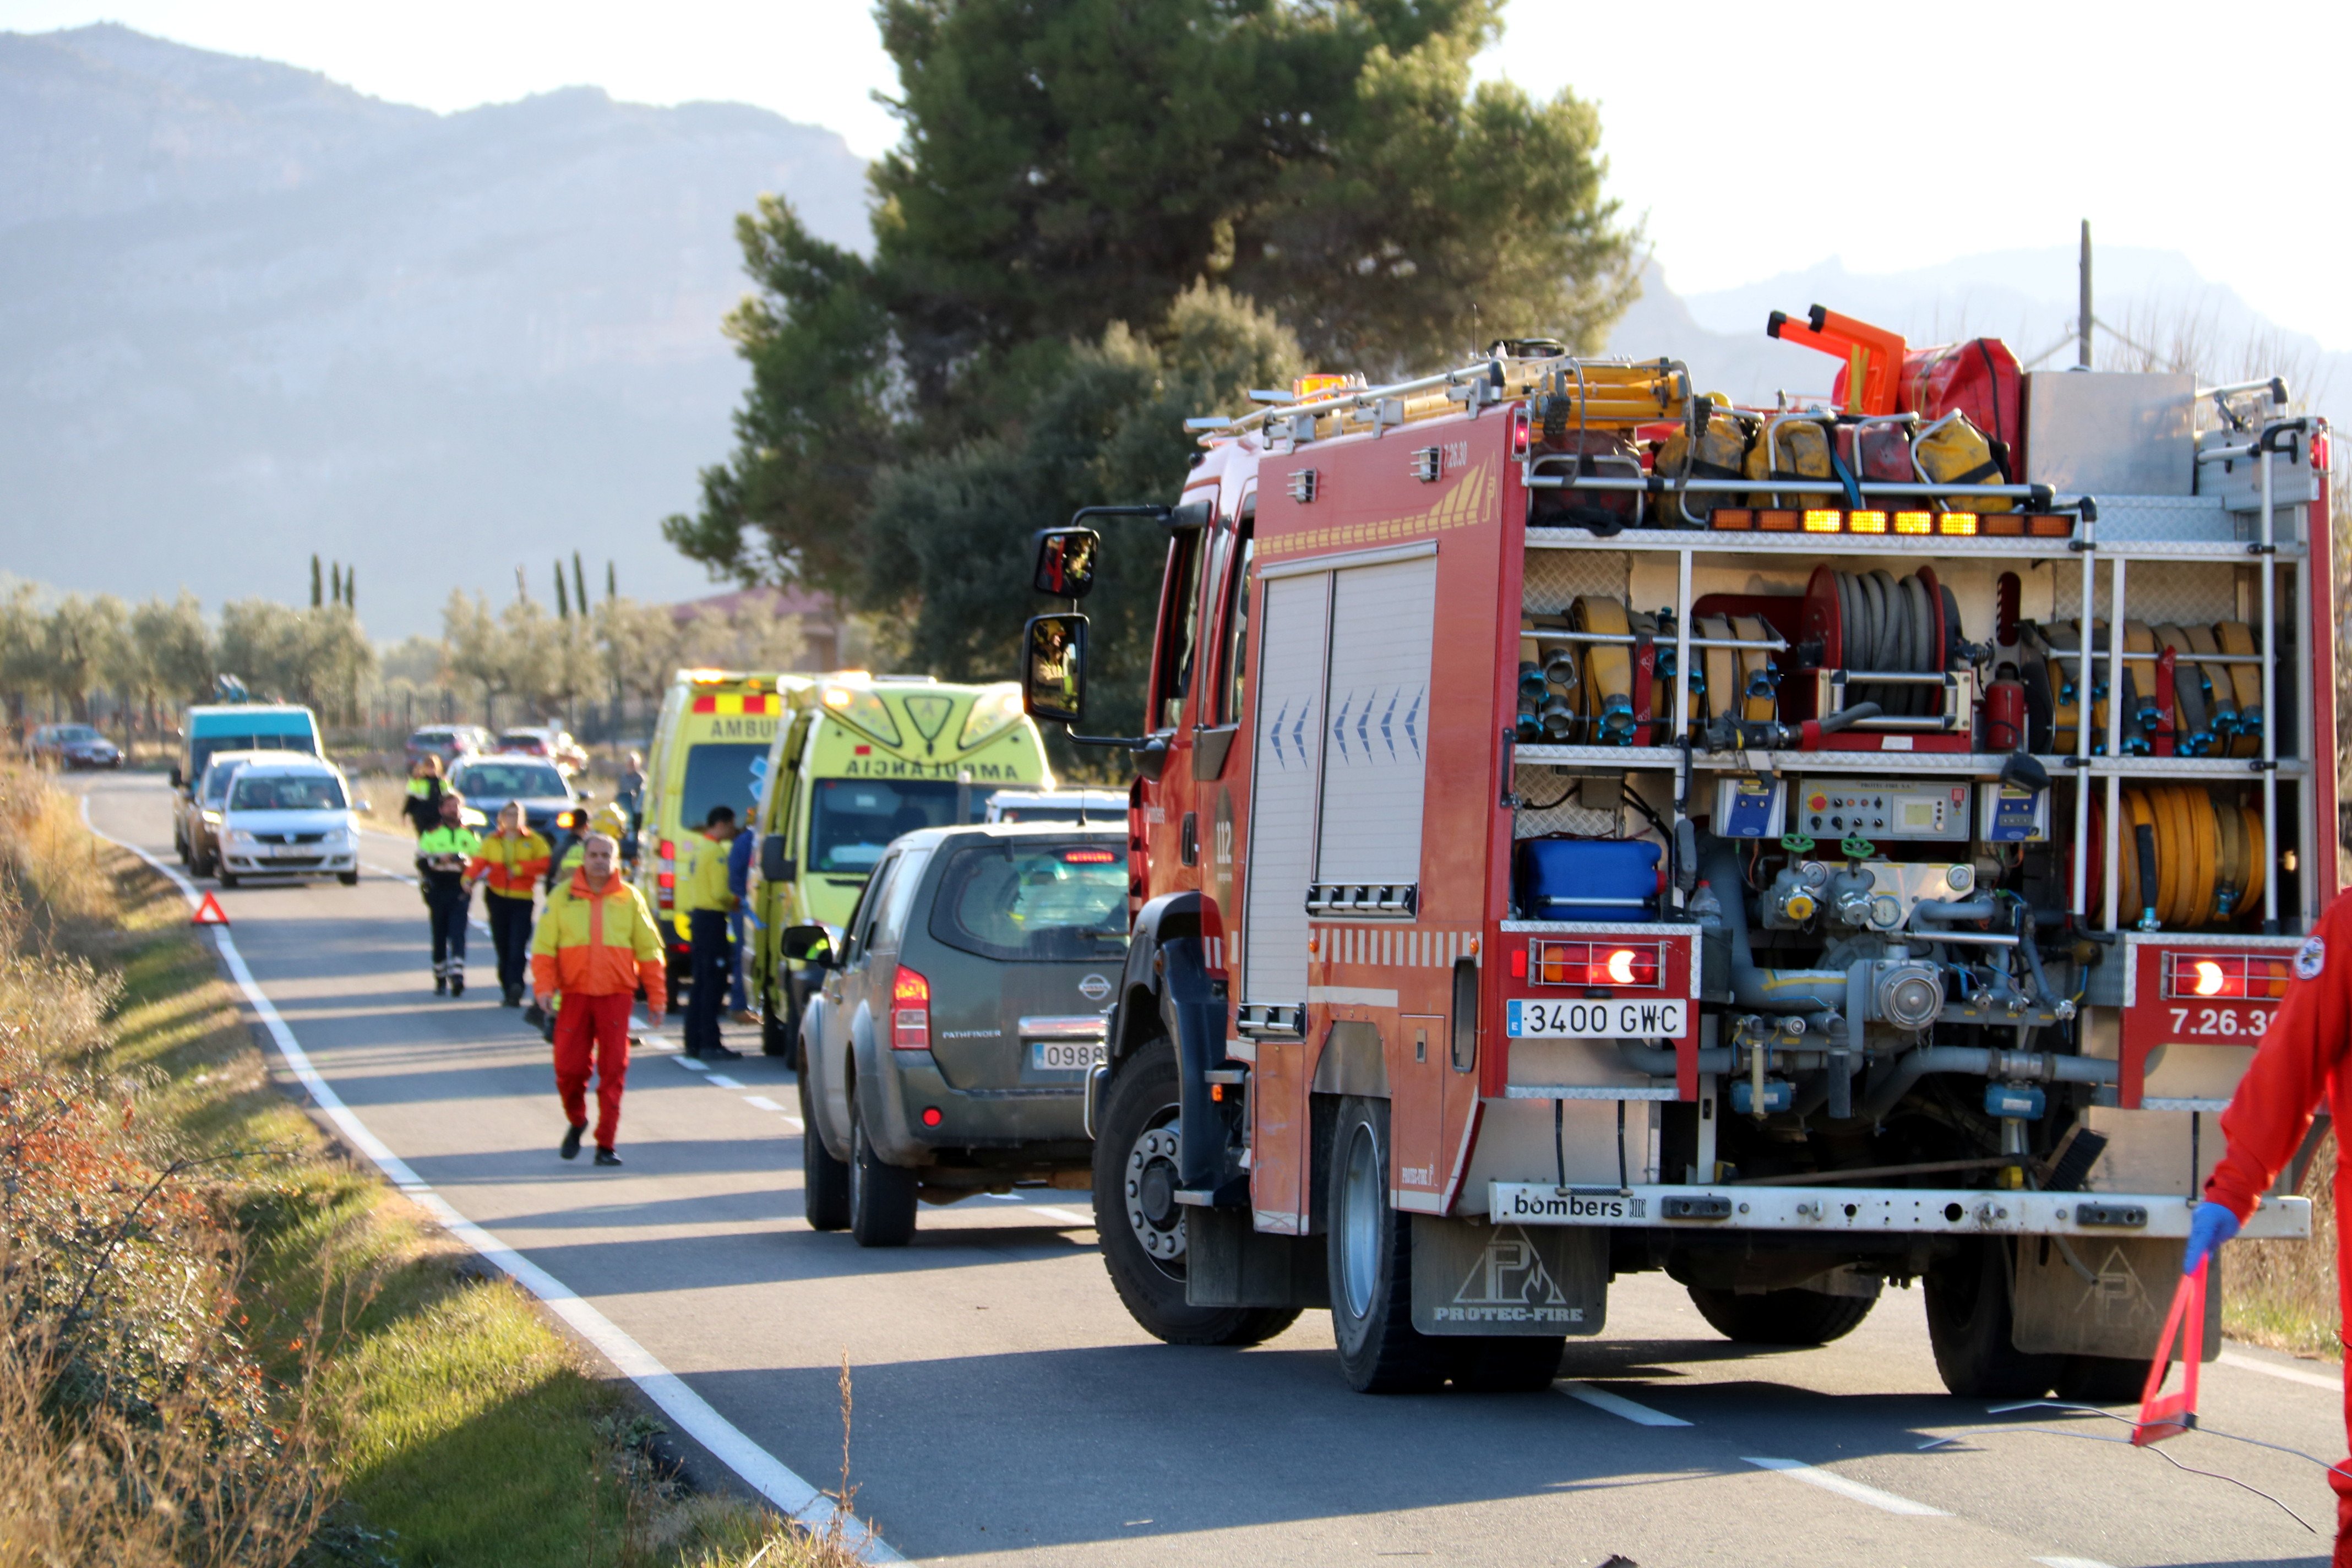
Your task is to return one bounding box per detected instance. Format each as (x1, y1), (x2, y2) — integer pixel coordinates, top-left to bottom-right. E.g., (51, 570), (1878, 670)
(1018, 328), (2323, 1396)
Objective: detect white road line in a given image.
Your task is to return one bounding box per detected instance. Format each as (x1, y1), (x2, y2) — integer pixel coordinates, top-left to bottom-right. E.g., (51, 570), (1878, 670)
(83, 802), (901, 1562)
(2034, 1557), (2119, 1568)
(1026, 1205), (1094, 1227)
(705, 1073), (745, 1089)
(1560, 1381), (1692, 1427)
(675, 1058), (711, 1073)
(2218, 1349), (2343, 1392)
(743, 1096), (784, 1112)
(1742, 1457), (1949, 1517)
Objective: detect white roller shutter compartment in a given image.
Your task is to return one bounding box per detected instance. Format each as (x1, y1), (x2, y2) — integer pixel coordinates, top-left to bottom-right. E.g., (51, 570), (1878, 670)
(1314, 557), (1436, 887)
(1241, 573), (1331, 1008)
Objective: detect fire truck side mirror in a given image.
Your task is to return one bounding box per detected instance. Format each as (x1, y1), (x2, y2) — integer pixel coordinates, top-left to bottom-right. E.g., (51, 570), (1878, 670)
(1031, 527), (1101, 599)
(1022, 613), (1089, 723)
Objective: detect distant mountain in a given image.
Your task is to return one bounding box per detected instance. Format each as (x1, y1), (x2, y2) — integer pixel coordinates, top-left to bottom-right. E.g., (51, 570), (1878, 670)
(1609, 249), (2349, 431)
(0, 25), (871, 636)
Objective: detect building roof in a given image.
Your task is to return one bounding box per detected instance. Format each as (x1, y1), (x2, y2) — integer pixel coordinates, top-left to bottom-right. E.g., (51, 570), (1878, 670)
(668, 584), (834, 625)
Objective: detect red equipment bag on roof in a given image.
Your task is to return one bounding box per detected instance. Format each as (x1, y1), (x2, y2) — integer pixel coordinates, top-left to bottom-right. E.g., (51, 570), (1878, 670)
(1897, 339), (2024, 470)
(1830, 337), (2023, 469)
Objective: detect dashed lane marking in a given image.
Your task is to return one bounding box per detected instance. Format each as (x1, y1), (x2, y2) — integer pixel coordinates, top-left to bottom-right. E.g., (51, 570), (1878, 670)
(2034, 1557), (2119, 1568)
(2217, 1349), (2343, 1392)
(1027, 1205), (1094, 1227)
(1560, 1381), (1692, 1427)
(743, 1096), (784, 1112)
(675, 1058), (711, 1073)
(83, 801), (902, 1562)
(1742, 1457), (1950, 1517)
(704, 1073), (745, 1089)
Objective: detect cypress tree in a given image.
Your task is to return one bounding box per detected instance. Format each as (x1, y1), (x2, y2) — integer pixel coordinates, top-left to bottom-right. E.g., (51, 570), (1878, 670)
(310, 554), (322, 608)
(554, 559), (571, 619)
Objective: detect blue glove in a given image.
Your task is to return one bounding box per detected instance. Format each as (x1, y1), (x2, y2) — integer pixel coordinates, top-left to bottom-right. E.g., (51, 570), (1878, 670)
(2183, 1200), (2240, 1275)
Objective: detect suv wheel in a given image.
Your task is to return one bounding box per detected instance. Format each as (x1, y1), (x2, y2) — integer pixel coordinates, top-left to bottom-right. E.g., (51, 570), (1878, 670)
(1091, 1032), (1298, 1347)
(848, 1099), (918, 1248)
(798, 1071), (849, 1231)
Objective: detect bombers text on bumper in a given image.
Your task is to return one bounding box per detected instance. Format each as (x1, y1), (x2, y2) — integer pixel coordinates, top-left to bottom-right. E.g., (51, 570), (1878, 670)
(1487, 1182), (2312, 1240)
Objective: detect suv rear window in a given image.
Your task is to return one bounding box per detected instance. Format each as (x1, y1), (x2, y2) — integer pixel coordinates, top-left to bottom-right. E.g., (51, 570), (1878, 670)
(928, 841), (1129, 962)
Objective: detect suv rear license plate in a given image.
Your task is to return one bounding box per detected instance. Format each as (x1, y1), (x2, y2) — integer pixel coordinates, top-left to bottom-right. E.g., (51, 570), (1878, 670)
(1032, 1040), (1107, 1071)
(1507, 999), (1686, 1039)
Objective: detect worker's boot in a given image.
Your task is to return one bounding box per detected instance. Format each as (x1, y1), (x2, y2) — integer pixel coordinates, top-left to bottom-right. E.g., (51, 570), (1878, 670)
(433, 961), (447, 997)
(449, 960), (465, 999)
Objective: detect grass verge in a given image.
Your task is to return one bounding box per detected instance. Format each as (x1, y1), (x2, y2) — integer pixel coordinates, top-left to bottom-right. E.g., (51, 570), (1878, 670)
(2224, 1131), (2341, 1363)
(2, 762), (862, 1566)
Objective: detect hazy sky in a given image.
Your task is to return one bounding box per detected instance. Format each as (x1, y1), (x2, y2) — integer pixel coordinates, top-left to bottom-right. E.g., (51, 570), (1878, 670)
(9, 0), (2347, 347)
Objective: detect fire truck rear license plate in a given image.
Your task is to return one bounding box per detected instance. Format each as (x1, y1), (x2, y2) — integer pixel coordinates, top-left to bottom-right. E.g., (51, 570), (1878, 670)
(1506, 999), (1686, 1039)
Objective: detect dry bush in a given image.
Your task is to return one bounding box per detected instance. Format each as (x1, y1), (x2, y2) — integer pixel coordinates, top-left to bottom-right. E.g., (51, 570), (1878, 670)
(0, 762), (333, 1564)
(2228, 1130), (2342, 1361)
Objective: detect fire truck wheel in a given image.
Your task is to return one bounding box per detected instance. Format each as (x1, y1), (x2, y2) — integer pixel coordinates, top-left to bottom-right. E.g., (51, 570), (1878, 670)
(1091, 1035), (1298, 1347)
(1686, 1283), (1879, 1346)
(1328, 1096), (1450, 1393)
(1924, 1239), (2061, 1398)
(799, 1072), (850, 1232)
(2053, 1354), (2148, 1405)
(849, 1102), (919, 1248)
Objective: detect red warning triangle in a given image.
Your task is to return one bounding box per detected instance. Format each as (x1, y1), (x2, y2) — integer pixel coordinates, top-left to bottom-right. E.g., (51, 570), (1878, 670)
(191, 891), (230, 927)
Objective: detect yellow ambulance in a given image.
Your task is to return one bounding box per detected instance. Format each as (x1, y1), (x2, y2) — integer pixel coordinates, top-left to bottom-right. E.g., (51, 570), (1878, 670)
(633, 669), (811, 987)
(747, 673), (1052, 1058)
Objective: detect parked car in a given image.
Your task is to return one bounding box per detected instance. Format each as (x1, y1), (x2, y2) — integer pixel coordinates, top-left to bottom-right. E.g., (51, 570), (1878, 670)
(446, 754), (582, 845)
(404, 725), (491, 769)
(178, 748), (309, 876)
(787, 821), (1126, 1246)
(982, 788), (1127, 824)
(28, 723), (123, 770)
(495, 726), (588, 775)
(214, 759), (366, 888)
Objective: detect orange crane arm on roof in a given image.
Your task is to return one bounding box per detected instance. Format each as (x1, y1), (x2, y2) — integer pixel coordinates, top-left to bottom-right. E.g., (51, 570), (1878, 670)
(1766, 304), (1907, 416)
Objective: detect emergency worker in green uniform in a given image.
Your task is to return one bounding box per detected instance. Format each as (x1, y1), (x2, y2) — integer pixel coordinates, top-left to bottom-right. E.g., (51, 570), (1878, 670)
(416, 792), (483, 995)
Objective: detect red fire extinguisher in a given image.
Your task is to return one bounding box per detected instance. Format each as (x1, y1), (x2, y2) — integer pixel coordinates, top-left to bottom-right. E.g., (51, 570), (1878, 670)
(1984, 671), (2026, 752)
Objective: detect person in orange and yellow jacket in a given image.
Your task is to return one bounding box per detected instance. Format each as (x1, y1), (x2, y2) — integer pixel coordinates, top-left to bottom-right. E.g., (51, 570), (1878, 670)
(468, 801), (551, 1008)
(530, 831), (666, 1167)
(2184, 894), (2352, 1564)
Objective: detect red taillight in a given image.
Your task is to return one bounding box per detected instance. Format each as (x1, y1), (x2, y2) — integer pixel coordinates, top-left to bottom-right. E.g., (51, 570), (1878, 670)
(1062, 848), (1117, 863)
(657, 872), (675, 888)
(1531, 940), (1663, 990)
(920, 1107), (943, 1127)
(892, 965), (931, 1050)
(1510, 404), (1531, 460)
(658, 839), (675, 862)
(2160, 951), (2290, 1001)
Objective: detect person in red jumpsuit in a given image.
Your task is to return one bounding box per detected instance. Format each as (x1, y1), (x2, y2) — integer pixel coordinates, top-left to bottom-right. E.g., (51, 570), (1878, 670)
(2188, 896), (2352, 1561)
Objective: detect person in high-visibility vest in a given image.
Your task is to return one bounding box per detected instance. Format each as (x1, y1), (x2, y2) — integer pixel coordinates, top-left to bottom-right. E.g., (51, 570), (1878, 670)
(415, 792), (481, 996)
(403, 754), (446, 836)
(2186, 897), (2352, 1564)
(467, 801), (550, 1006)
(530, 831), (666, 1166)
(677, 804), (742, 1060)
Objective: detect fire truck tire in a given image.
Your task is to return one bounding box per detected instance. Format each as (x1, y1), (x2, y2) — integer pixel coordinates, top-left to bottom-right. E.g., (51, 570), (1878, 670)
(849, 1102), (919, 1248)
(2054, 1354), (2148, 1405)
(799, 1071), (850, 1232)
(1092, 1035), (1299, 1347)
(1686, 1283), (1878, 1346)
(1329, 1096), (1450, 1394)
(1924, 1239), (2060, 1398)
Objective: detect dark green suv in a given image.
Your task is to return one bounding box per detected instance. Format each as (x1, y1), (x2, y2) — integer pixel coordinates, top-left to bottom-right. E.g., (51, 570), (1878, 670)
(790, 822), (1126, 1246)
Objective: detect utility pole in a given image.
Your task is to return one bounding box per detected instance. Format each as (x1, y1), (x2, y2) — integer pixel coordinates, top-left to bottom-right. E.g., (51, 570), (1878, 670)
(2077, 220), (2093, 371)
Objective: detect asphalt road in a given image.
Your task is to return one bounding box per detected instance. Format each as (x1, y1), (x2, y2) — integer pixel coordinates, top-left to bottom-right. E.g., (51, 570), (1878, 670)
(80, 774), (2347, 1567)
